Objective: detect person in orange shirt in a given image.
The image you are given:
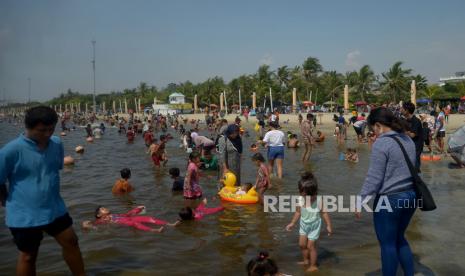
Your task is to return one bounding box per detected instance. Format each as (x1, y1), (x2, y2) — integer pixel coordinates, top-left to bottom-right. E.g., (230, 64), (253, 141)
(315, 131), (325, 142)
(112, 168), (134, 195)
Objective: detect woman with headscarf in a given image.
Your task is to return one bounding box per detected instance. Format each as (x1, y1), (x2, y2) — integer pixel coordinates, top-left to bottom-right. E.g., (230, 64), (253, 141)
(191, 132), (215, 148)
(191, 132), (215, 154)
(217, 124), (243, 185)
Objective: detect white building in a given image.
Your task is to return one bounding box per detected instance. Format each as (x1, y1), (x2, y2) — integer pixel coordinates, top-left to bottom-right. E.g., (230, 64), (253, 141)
(169, 92), (185, 104)
(439, 72), (465, 86)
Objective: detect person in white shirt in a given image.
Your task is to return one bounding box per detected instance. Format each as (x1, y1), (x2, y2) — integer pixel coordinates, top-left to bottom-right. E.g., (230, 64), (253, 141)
(93, 127), (102, 139)
(258, 121), (285, 178)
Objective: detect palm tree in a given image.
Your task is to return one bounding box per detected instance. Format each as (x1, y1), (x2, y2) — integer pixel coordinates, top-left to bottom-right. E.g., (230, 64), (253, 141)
(302, 57), (323, 94)
(137, 82), (148, 97)
(275, 66), (290, 88)
(411, 74), (428, 91)
(380, 62), (412, 103)
(320, 71), (344, 102)
(254, 65), (274, 101)
(421, 85), (442, 99)
(302, 57), (323, 81)
(355, 65), (375, 102)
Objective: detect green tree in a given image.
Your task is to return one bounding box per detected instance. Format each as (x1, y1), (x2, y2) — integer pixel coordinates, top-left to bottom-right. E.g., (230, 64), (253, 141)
(302, 57), (323, 93)
(354, 65), (375, 102)
(380, 61), (412, 103)
(320, 71), (344, 102)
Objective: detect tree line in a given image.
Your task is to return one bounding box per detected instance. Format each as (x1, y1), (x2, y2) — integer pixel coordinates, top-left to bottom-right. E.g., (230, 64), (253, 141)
(29, 57), (465, 110)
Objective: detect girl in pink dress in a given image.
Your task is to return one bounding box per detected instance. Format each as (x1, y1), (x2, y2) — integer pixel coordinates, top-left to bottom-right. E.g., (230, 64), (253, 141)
(183, 151), (203, 205)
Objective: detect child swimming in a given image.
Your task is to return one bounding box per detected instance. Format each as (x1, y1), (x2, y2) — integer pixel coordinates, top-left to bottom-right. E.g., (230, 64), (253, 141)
(285, 172), (332, 272)
(126, 126), (135, 142)
(334, 124), (340, 137)
(235, 183), (253, 195)
(344, 148), (359, 163)
(250, 143), (259, 153)
(112, 168), (134, 195)
(247, 251), (288, 276)
(148, 135), (168, 167)
(315, 131), (325, 142)
(143, 127), (154, 147)
(83, 206), (179, 233)
(252, 153), (271, 203)
(287, 134), (300, 148)
(169, 167), (184, 192)
(178, 198), (224, 221)
(200, 149), (218, 170)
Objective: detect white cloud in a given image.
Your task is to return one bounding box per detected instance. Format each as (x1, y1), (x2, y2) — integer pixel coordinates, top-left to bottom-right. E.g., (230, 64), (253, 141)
(259, 53), (273, 66)
(345, 50), (361, 69)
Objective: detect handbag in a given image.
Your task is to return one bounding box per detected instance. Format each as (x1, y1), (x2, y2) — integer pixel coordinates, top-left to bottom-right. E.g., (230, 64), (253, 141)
(390, 136), (437, 211)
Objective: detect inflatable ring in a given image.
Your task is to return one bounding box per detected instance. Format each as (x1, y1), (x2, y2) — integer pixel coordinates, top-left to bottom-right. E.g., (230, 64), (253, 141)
(218, 186), (259, 204)
(421, 154), (441, 161)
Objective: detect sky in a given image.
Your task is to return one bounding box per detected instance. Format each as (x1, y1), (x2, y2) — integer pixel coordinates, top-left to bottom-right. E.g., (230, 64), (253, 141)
(1, 0), (465, 102)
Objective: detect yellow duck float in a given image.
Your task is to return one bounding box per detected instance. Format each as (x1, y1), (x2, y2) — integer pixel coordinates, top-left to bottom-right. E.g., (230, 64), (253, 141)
(218, 172), (259, 204)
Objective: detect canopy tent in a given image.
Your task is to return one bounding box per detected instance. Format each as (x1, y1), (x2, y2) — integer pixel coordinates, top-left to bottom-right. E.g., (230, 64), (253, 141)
(354, 101), (367, 106)
(417, 98), (432, 104)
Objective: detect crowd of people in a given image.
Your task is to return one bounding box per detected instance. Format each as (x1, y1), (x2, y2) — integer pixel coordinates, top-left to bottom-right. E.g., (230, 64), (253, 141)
(0, 101), (463, 275)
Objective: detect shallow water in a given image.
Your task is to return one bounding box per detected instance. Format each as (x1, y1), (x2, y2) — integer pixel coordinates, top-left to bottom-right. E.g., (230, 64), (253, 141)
(0, 121), (464, 275)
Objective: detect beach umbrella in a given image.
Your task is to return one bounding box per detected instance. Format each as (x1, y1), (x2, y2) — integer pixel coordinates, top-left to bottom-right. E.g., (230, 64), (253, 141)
(461, 96), (465, 101)
(416, 98), (431, 104)
(323, 101), (337, 105)
(354, 101), (368, 106)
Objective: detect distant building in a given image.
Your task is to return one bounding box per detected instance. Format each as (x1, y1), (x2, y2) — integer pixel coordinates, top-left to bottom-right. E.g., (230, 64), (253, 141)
(169, 93), (185, 104)
(439, 72), (465, 86)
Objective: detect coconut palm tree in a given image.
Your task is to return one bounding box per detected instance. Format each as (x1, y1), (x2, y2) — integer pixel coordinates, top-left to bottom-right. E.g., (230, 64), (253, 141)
(320, 71), (344, 102)
(421, 84), (442, 99)
(137, 82), (149, 97)
(380, 62), (412, 103)
(302, 57), (323, 94)
(275, 66), (290, 88)
(355, 65), (375, 102)
(411, 74), (428, 91)
(254, 65), (274, 101)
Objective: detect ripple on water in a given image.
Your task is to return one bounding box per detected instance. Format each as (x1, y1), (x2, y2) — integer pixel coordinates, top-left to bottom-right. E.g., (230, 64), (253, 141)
(0, 122), (464, 275)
